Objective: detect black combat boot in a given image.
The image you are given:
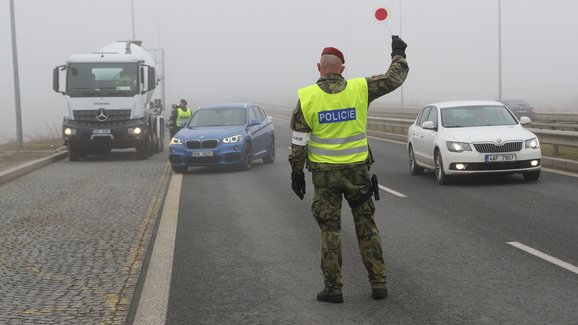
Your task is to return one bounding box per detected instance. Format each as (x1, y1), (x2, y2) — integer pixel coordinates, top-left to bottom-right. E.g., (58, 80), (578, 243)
(316, 288), (343, 303)
(371, 288), (388, 300)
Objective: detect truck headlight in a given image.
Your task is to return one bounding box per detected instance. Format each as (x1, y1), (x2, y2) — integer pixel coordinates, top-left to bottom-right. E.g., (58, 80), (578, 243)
(446, 141), (472, 152)
(64, 128), (76, 136)
(525, 137), (540, 149)
(129, 127), (142, 135)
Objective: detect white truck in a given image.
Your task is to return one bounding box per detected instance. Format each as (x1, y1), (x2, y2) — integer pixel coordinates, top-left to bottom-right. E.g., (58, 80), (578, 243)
(53, 41), (165, 160)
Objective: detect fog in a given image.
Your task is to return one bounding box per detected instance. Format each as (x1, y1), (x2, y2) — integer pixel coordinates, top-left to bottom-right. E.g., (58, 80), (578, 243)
(1, 0), (577, 142)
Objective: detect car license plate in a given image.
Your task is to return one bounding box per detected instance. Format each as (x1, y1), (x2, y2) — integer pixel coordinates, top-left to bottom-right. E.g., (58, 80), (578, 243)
(93, 129), (111, 134)
(192, 151), (213, 157)
(485, 154), (516, 162)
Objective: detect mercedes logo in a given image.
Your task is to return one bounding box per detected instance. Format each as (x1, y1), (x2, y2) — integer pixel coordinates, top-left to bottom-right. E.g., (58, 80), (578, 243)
(96, 108), (109, 121)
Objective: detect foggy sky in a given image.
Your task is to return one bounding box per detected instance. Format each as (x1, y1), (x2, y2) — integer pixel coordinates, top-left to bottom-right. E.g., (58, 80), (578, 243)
(1, 0), (577, 142)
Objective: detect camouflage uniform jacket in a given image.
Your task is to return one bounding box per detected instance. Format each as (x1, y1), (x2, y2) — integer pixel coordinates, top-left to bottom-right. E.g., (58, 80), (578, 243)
(289, 55), (409, 173)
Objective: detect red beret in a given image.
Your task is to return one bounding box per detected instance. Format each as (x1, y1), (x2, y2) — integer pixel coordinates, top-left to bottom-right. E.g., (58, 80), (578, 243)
(321, 47), (345, 64)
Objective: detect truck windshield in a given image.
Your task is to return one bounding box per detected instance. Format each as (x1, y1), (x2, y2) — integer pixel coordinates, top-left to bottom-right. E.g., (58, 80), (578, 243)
(66, 63), (139, 97)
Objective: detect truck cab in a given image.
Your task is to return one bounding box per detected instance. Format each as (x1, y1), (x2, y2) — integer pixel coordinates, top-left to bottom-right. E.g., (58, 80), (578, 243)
(53, 41), (164, 160)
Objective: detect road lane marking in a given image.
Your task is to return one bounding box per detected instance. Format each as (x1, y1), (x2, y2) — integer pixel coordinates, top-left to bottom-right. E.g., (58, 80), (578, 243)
(507, 241), (578, 275)
(378, 184), (407, 198)
(133, 173), (182, 325)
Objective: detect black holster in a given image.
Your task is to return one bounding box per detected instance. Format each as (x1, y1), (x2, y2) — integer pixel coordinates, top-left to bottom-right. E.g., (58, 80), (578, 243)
(371, 174), (380, 201)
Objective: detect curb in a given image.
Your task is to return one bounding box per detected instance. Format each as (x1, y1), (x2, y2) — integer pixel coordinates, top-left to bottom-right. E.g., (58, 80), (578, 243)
(0, 151), (68, 185)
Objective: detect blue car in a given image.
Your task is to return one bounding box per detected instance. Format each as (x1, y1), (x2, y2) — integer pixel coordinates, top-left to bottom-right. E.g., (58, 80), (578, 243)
(168, 103), (275, 173)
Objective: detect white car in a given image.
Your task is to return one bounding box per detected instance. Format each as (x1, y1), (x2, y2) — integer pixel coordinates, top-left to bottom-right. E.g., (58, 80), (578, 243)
(407, 100), (542, 184)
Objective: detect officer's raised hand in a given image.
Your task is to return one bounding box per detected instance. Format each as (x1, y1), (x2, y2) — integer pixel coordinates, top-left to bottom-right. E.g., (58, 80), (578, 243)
(391, 35), (407, 58)
(291, 172), (306, 200)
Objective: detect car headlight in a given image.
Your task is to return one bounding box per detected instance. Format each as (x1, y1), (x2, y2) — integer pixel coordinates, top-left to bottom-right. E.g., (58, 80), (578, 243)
(222, 134), (242, 143)
(446, 141), (472, 152)
(525, 137), (540, 149)
(169, 137), (183, 145)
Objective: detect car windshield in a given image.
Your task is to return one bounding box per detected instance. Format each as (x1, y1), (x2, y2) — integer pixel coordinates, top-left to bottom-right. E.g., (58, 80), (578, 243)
(441, 105), (518, 128)
(189, 107), (246, 127)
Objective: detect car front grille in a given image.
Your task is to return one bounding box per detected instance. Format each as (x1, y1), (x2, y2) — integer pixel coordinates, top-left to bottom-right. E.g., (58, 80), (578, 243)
(185, 139), (219, 149)
(474, 141), (522, 153)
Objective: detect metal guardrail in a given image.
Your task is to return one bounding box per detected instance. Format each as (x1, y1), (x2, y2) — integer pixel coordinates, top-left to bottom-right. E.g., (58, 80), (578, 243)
(366, 116), (578, 158)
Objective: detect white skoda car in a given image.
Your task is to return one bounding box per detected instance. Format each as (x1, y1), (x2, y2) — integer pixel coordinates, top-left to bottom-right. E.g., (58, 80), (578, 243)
(407, 100), (542, 184)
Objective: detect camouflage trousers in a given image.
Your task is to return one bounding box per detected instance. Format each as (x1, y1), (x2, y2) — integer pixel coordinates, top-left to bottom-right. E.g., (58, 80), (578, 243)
(311, 166), (386, 293)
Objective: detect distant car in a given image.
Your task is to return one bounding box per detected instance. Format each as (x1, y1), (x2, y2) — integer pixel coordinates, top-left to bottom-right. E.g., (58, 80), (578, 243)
(407, 100), (542, 184)
(168, 103), (275, 173)
(499, 99), (536, 121)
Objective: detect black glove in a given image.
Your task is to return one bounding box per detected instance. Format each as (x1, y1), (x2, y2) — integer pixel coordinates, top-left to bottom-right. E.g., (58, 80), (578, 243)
(391, 35), (407, 58)
(291, 172), (306, 200)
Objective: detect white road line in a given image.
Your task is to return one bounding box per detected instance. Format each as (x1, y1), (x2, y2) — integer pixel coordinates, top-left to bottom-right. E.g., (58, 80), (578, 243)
(378, 184), (407, 198)
(507, 241), (578, 275)
(133, 174), (182, 325)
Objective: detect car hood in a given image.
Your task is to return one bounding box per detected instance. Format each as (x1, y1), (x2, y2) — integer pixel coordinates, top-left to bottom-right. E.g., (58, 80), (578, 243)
(175, 125), (246, 140)
(441, 125), (536, 143)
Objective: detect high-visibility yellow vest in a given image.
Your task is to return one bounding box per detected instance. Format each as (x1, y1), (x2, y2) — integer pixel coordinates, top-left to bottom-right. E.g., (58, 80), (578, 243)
(116, 75), (136, 90)
(176, 108), (192, 126)
(298, 77), (369, 164)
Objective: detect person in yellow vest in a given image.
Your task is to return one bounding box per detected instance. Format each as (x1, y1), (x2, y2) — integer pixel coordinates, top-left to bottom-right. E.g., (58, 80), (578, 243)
(170, 99), (191, 138)
(289, 36), (409, 303)
(115, 70), (137, 91)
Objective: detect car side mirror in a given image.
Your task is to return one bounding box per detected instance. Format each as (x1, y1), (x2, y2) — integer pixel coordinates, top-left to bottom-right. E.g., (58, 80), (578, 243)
(421, 120), (437, 130)
(249, 119), (260, 126)
(519, 116), (531, 125)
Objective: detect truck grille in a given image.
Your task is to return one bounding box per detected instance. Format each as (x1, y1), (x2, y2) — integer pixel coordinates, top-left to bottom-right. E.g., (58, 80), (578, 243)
(73, 109), (132, 122)
(474, 141), (522, 153)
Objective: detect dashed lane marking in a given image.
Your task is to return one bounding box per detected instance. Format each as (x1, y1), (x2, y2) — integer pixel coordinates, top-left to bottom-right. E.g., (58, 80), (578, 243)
(507, 241), (578, 275)
(378, 184), (407, 198)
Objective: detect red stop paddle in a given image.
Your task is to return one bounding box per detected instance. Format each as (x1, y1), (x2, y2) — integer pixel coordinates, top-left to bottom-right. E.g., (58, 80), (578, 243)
(374, 7), (394, 35)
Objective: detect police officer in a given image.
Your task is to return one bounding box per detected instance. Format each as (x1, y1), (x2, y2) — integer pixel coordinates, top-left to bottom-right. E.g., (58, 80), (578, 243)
(170, 99), (191, 138)
(289, 36), (408, 303)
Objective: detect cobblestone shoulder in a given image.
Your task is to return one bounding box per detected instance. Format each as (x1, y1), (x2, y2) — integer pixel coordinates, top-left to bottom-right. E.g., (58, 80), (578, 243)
(0, 150), (171, 324)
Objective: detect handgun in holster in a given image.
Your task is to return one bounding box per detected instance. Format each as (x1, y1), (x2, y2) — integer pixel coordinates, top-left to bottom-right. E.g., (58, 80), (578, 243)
(371, 174), (380, 201)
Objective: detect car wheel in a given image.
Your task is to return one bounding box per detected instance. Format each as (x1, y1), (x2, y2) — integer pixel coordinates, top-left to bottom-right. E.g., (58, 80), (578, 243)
(171, 165), (187, 173)
(409, 145), (423, 175)
(522, 170), (540, 181)
(263, 139), (275, 164)
(240, 143), (252, 171)
(434, 150), (450, 185)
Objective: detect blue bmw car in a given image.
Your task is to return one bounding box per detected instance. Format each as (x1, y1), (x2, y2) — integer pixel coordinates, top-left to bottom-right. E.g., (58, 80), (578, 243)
(168, 103), (275, 173)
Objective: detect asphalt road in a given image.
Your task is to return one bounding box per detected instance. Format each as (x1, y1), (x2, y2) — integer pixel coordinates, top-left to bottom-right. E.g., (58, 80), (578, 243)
(3, 114), (576, 324)
(153, 117), (578, 324)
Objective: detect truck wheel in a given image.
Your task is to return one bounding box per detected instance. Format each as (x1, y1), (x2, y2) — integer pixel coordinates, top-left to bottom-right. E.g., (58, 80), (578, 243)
(137, 137), (151, 160)
(154, 138), (161, 154)
(68, 146), (80, 161)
